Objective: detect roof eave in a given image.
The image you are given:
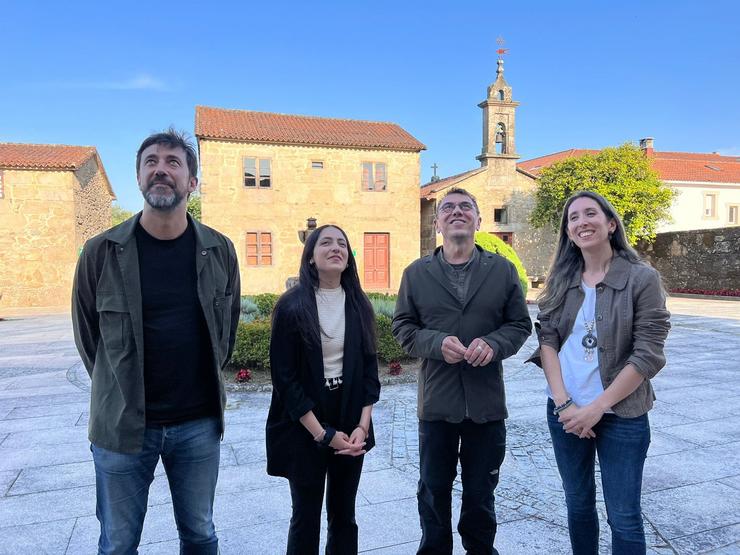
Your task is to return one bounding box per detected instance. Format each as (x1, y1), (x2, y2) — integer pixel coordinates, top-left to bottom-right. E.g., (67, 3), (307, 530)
(195, 135), (425, 152)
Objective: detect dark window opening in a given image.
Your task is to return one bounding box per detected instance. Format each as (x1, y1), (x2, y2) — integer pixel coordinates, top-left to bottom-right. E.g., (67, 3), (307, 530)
(494, 207), (508, 224)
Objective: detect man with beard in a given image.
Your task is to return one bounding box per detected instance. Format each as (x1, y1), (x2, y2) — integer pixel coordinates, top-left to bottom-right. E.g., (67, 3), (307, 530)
(72, 129), (240, 554)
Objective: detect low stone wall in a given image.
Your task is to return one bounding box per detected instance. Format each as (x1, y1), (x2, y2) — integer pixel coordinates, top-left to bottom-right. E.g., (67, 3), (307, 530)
(638, 226), (740, 291)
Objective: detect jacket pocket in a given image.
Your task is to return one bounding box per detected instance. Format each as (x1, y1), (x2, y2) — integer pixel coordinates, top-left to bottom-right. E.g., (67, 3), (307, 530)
(96, 293), (131, 352)
(213, 294), (233, 355)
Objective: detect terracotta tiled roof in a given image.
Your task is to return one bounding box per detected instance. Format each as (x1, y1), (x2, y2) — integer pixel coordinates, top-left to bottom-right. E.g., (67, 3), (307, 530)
(518, 148), (740, 184)
(651, 153), (740, 183)
(517, 149), (599, 176)
(195, 106), (426, 152)
(419, 166), (536, 199)
(420, 168), (486, 199)
(0, 143), (98, 170)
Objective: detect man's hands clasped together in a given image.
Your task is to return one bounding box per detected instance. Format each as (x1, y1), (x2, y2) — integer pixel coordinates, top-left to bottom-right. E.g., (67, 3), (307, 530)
(441, 336), (495, 367)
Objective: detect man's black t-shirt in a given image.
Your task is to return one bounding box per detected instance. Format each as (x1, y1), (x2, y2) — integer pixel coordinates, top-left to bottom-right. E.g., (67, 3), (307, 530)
(135, 221), (218, 425)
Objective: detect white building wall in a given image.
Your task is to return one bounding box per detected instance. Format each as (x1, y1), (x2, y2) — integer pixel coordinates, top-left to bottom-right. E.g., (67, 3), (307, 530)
(659, 180), (740, 232)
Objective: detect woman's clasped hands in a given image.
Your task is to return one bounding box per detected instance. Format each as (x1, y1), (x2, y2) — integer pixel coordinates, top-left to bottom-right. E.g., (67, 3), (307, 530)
(331, 427), (367, 457)
(557, 403), (606, 439)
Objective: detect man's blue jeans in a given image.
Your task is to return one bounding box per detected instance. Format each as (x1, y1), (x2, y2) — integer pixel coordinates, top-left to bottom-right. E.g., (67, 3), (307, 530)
(547, 399), (650, 555)
(91, 416), (221, 555)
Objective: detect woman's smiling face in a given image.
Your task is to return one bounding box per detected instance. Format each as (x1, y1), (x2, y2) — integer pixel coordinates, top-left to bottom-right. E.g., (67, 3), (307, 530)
(312, 226), (348, 281)
(566, 196), (616, 251)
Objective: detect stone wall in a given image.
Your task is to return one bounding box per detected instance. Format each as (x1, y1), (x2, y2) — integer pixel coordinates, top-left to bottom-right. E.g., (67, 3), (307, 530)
(0, 169), (78, 308)
(420, 198), (436, 256)
(429, 167), (556, 283)
(638, 226), (740, 291)
(0, 164), (112, 310)
(504, 175), (557, 281)
(74, 156), (113, 248)
(199, 140), (421, 294)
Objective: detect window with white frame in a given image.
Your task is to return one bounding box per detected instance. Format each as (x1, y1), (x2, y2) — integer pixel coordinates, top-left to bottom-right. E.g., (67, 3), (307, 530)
(729, 204), (739, 225)
(702, 192), (718, 218)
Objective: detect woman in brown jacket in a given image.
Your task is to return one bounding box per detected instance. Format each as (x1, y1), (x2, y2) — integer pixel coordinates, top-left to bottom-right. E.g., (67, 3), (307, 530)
(529, 191), (670, 554)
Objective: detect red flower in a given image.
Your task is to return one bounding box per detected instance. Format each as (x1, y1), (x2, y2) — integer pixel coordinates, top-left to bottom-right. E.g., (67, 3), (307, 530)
(670, 288), (740, 297)
(235, 368), (252, 382)
(389, 361), (403, 376)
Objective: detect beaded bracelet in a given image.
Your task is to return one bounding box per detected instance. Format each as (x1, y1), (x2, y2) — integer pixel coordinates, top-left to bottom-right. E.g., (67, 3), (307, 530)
(552, 398), (574, 415)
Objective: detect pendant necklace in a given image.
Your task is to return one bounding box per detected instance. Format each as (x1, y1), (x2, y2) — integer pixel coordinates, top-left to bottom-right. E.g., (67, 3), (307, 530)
(580, 300), (597, 362)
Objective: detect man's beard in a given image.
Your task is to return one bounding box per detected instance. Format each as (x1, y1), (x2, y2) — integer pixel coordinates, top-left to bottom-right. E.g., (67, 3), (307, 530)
(142, 181), (184, 211)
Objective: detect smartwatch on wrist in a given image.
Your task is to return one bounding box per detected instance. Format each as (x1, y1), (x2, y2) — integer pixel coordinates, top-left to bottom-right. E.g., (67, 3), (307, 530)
(319, 426), (336, 448)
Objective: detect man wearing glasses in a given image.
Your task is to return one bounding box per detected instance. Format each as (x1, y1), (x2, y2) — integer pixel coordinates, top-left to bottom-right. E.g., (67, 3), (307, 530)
(393, 187), (531, 555)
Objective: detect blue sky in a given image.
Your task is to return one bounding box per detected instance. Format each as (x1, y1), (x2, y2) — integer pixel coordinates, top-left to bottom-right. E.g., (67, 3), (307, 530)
(3, 0), (738, 212)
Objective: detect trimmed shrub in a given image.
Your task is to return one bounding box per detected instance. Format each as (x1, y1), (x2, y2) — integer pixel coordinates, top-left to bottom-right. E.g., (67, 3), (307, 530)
(240, 297), (259, 323)
(376, 314), (409, 363)
(231, 319), (271, 370)
(366, 292), (398, 301)
(474, 232), (529, 296)
(369, 297), (396, 319)
(230, 311), (412, 370)
(253, 293), (281, 318)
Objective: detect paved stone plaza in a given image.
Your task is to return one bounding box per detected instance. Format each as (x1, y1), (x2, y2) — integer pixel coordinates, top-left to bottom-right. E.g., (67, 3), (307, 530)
(0, 298), (739, 554)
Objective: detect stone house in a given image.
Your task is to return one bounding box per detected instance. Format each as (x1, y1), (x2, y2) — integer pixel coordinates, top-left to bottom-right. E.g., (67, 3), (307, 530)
(0, 143), (113, 309)
(195, 106), (425, 294)
(419, 58), (554, 282)
(518, 140), (740, 232)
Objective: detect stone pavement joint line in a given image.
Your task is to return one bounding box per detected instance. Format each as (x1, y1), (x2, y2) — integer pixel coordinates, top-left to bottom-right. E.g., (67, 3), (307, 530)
(0, 300), (739, 554)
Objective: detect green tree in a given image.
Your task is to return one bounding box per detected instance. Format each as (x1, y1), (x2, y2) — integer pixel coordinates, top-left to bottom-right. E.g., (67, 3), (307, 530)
(529, 144), (675, 244)
(111, 203), (134, 227)
(474, 232), (528, 296)
(187, 193), (201, 221)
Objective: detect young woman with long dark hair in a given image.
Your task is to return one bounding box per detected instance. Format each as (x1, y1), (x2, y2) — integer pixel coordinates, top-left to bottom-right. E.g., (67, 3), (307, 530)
(266, 224), (380, 555)
(528, 191), (670, 554)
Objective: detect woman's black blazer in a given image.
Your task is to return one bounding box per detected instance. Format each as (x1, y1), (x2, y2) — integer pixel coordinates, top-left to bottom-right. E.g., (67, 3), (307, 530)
(265, 288), (380, 483)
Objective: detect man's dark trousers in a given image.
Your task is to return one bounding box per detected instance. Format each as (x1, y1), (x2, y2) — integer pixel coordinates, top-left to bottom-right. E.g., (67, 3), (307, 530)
(417, 419), (506, 555)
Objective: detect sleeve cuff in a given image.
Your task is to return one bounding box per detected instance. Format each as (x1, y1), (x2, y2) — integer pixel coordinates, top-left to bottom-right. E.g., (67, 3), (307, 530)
(287, 399), (315, 422)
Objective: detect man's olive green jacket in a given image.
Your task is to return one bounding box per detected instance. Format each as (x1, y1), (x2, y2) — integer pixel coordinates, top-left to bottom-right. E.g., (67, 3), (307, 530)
(392, 246), (532, 423)
(72, 213), (240, 453)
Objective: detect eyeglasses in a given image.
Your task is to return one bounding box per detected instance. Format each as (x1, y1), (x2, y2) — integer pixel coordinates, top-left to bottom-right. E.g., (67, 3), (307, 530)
(438, 201), (475, 214)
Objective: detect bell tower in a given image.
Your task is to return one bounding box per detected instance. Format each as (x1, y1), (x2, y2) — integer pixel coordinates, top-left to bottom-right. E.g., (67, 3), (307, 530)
(477, 48), (520, 168)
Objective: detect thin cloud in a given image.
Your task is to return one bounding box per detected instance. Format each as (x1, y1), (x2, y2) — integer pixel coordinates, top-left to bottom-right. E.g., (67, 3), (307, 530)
(52, 73), (169, 91)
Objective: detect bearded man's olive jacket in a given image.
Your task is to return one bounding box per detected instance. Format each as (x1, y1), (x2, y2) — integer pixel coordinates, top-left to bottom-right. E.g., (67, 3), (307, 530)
(71, 213), (241, 453)
(392, 246), (532, 422)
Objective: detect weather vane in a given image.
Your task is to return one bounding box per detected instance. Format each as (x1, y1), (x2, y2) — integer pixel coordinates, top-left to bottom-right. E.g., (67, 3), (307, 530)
(496, 36), (509, 58)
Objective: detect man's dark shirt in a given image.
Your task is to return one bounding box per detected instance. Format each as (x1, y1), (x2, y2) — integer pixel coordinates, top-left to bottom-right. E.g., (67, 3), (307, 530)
(135, 222), (217, 424)
(437, 246), (480, 304)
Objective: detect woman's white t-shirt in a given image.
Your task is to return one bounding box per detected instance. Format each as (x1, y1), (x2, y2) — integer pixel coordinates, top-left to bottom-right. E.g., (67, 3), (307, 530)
(546, 282), (605, 407)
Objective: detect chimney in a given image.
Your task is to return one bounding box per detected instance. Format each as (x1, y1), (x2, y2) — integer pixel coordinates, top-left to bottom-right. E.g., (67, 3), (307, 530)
(639, 137), (655, 156)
